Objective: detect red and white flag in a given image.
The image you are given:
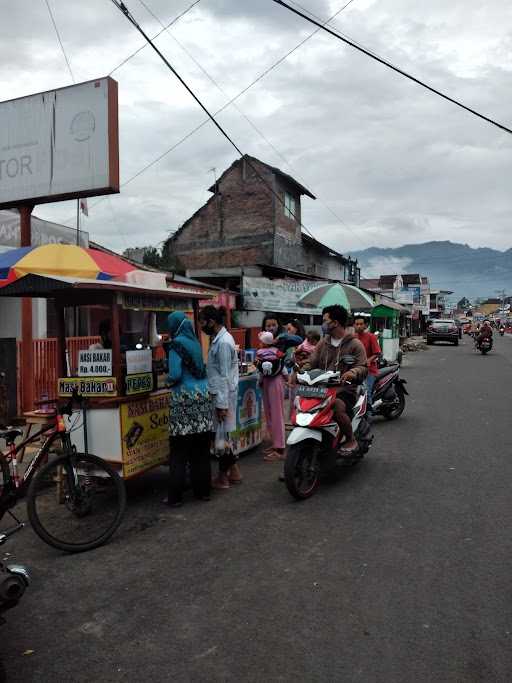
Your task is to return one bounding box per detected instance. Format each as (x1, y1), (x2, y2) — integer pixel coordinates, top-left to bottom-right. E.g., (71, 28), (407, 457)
(80, 198), (89, 217)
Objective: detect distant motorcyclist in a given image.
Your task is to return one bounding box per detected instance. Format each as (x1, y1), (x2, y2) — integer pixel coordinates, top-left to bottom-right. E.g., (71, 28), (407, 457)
(477, 320), (493, 346)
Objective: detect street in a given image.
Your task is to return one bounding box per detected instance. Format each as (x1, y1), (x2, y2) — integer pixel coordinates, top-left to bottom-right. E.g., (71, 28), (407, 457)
(2, 335), (512, 682)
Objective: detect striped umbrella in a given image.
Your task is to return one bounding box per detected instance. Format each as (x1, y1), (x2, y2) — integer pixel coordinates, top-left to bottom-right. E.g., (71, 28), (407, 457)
(0, 244), (137, 287)
(297, 282), (375, 312)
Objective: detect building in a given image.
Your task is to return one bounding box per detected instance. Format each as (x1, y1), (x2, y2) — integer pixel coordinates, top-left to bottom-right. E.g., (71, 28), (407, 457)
(163, 155), (360, 288)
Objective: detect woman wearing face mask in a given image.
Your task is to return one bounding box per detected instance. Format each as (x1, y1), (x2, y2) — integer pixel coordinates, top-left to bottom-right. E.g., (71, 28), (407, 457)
(259, 314), (288, 462)
(165, 311), (213, 507)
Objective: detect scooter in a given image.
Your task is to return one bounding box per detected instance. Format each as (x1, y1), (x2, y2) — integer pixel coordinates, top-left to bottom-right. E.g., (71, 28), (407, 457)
(0, 524), (29, 621)
(285, 363), (373, 500)
(371, 358), (408, 420)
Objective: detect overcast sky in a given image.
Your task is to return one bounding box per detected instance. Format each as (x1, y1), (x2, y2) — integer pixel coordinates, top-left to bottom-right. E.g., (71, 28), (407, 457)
(2, 0), (511, 256)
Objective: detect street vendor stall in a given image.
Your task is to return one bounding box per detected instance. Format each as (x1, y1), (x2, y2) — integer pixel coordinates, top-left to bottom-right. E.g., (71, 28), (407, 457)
(0, 248), (219, 478)
(370, 298), (408, 362)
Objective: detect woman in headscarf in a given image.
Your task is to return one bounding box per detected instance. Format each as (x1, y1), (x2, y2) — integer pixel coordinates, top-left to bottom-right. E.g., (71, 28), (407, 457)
(166, 311), (213, 507)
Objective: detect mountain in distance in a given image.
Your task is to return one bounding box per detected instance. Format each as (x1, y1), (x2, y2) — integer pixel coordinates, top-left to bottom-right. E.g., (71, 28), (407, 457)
(351, 241), (512, 301)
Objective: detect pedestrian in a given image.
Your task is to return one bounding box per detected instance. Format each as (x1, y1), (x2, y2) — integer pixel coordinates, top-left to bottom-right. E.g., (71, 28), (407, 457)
(353, 313), (381, 410)
(256, 329), (287, 463)
(198, 305), (242, 490)
(166, 311), (213, 507)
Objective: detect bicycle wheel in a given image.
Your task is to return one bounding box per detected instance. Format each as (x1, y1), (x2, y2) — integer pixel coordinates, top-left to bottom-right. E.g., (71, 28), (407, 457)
(26, 452), (126, 553)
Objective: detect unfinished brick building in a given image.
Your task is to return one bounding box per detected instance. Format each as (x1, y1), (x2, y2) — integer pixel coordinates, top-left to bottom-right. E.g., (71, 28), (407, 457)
(163, 155), (359, 288)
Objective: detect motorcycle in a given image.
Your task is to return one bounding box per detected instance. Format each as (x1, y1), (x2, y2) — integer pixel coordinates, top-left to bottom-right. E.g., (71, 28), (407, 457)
(0, 524), (29, 620)
(499, 327), (505, 337)
(476, 337), (492, 354)
(0, 524), (30, 679)
(371, 358), (408, 420)
(285, 360), (373, 500)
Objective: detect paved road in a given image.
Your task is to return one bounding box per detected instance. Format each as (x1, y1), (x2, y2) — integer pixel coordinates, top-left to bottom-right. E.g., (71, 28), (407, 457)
(2, 335), (512, 682)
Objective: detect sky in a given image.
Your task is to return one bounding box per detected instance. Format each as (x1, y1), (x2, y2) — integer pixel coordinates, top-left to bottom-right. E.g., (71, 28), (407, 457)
(1, 0), (511, 257)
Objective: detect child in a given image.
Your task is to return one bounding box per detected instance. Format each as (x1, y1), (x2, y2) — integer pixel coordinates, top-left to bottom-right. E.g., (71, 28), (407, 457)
(256, 331), (286, 462)
(294, 330), (321, 370)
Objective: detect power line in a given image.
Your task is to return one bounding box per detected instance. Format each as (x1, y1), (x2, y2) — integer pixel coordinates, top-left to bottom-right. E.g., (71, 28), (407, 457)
(135, 0), (367, 249)
(109, 0), (201, 76)
(44, 0), (75, 82)
(272, 0), (512, 137)
(64, 0), (363, 225)
(106, 0), (322, 242)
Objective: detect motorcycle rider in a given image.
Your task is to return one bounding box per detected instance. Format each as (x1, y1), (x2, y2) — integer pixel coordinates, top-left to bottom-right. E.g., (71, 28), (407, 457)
(353, 313), (381, 411)
(477, 319), (493, 347)
(306, 305), (368, 454)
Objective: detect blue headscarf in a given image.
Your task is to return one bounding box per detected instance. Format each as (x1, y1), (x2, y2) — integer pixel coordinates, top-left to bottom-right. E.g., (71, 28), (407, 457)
(167, 311), (206, 379)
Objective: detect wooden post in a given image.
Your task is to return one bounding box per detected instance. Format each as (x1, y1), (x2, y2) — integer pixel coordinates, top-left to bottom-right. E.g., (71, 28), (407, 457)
(55, 301), (67, 378)
(20, 204), (34, 412)
(111, 297), (123, 394)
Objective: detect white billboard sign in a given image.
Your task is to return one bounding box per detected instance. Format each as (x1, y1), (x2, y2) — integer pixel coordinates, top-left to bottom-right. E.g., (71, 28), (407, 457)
(0, 77), (119, 208)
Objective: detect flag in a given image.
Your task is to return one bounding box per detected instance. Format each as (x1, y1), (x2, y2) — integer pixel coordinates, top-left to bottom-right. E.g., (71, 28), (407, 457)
(80, 198), (89, 217)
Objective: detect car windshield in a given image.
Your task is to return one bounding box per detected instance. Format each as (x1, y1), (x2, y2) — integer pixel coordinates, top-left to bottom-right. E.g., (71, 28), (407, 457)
(433, 320), (453, 327)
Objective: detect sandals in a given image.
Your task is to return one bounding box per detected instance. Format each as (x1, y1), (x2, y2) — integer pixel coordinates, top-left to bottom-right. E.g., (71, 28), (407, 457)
(264, 450), (285, 462)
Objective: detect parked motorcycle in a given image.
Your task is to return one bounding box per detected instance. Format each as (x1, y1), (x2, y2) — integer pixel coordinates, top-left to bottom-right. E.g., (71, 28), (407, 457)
(0, 524), (29, 619)
(371, 358), (408, 420)
(0, 524), (30, 680)
(285, 360), (373, 500)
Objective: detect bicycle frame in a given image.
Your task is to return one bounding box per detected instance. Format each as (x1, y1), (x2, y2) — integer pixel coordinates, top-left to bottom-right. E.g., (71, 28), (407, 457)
(0, 422), (68, 514)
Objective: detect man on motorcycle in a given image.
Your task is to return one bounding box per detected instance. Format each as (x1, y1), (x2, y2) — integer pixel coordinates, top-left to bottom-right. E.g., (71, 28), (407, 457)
(307, 305), (368, 454)
(477, 319), (493, 346)
(353, 313), (381, 410)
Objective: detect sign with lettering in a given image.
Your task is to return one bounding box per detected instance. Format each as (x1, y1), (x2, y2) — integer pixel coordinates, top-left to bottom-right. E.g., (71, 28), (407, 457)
(126, 372), (153, 396)
(125, 349), (152, 375)
(121, 292), (191, 312)
(58, 377), (117, 397)
(0, 77), (119, 208)
(78, 349), (112, 376)
(120, 391), (170, 478)
(242, 276), (329, 315)
(0, 210), (88, 248)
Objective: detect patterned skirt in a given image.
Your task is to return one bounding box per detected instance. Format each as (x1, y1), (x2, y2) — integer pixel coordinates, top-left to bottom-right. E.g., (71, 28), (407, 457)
(169, 388), (213, 437)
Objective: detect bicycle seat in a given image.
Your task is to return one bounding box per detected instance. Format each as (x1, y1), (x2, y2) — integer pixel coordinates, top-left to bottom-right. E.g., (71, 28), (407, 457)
(0, 428), (23, 444)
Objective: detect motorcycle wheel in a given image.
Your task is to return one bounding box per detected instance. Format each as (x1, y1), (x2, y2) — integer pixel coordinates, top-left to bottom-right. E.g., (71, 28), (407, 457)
(383, 390), (406, 420)
(284, 440), (321, 500)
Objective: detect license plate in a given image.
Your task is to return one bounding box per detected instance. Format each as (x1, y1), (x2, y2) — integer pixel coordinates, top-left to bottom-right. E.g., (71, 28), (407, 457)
(296, 385), (328, 398)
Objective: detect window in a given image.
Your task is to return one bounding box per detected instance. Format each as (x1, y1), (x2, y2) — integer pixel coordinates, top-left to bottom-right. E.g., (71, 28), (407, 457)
(284, 192), (296, 220)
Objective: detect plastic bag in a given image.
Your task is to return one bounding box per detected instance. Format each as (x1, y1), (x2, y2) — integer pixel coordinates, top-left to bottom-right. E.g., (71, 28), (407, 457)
(214, 420), (231, 456)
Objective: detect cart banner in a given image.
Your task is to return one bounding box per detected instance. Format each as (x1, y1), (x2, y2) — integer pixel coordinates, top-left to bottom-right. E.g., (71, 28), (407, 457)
(125, 372), (153, 395)
(58, 376), (117, 397)
(231, 375), (263, 455)
(78, 349), (112, 376)
(126, 349), (152, 375)
(120, 292), (193, 312)
(242, 276), (328, 314)
(120, 391), (170, 478)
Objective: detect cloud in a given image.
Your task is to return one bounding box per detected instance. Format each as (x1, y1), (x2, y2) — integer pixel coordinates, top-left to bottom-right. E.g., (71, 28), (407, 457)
(0, 0), (511, 256)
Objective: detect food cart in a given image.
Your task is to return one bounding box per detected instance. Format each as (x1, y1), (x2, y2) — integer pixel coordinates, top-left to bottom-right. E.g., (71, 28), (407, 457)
(0, 268), (218, 478)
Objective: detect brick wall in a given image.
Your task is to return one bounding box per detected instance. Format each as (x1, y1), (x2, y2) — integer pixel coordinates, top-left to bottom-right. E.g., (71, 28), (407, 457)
(168, 158), (276, 270)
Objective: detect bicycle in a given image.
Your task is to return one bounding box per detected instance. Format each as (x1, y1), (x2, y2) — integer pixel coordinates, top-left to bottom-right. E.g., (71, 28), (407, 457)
(0, 391), (126, 553)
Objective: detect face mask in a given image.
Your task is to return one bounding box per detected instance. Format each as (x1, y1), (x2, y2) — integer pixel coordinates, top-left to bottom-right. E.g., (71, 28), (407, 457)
(204, 322), (216, 336)
(322, 322), (332, 335)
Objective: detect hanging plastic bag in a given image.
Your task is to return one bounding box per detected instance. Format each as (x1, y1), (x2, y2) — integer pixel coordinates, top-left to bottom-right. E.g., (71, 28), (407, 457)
(214, 419), (231, 456)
